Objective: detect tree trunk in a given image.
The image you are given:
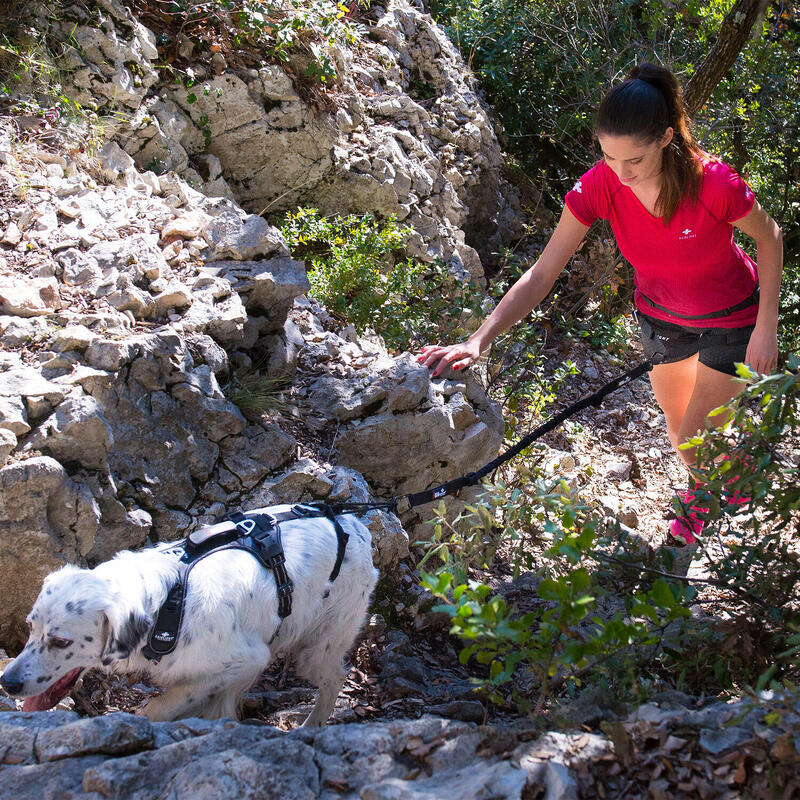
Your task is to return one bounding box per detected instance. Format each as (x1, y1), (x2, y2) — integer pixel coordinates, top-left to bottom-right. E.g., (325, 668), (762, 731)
(683, 0), (769, 118)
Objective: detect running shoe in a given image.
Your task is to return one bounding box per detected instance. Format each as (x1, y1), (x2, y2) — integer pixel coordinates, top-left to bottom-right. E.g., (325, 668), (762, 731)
(667, 489), (707, 546)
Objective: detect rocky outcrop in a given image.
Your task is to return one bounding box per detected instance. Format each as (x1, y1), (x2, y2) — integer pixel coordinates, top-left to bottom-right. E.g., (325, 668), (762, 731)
(0, 712), (588, 799)
(306, 354), (503, 497)
(0, 123), (502, 649)
(46, 0), (522, 279)
(2, 692), (798, 799)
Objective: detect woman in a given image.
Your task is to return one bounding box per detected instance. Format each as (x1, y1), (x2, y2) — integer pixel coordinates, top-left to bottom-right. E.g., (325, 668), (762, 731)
(418, 63), (783, 544)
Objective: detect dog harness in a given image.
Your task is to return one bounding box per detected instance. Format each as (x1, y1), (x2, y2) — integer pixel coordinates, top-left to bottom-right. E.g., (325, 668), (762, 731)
(142, 504), (350, 663)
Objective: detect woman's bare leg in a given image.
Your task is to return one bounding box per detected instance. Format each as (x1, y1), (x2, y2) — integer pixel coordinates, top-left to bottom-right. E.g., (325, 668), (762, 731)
(649, 357), (745, 468)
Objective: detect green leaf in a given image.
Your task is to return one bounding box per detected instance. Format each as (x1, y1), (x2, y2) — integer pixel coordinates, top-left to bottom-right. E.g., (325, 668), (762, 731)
(650, 580), (677, 609)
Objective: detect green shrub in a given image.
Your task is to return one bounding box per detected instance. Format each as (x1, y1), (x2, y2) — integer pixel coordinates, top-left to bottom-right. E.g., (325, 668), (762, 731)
(280, 208), (484, 350)
(420, 480), (692, 711)
(420, 356), (800, 710)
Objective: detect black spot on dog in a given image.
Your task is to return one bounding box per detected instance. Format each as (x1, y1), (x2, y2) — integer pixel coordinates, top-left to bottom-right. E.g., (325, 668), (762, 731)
(65, 653), (73, 661)
(66, 602), (74, 612)
(46, 588), (52, 596)
(322, 589), (330, 599)
(101, 656), (113, 666)
(248, 592), (254, 599)
(36, 675), (50, 684)
(325, 643), (331, 653)
(84, 636), (93, 642)
(109, 612), (151, 659)
(303, 552), (312, 560)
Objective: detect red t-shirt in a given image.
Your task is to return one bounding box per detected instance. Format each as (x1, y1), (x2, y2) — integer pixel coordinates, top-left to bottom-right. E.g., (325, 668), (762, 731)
(564, 158), (758, 328)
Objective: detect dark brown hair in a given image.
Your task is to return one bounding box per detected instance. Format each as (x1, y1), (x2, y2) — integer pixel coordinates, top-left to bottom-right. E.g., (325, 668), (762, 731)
(596, 63), (706, 223)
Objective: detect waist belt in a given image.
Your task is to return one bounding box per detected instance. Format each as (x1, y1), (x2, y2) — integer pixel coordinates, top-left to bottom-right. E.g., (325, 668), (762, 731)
(638, 285), (759, 321)
(142, 504), (350, 662)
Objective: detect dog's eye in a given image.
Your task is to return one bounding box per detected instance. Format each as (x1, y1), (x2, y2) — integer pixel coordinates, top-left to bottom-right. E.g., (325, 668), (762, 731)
(49, 637), (73, 649)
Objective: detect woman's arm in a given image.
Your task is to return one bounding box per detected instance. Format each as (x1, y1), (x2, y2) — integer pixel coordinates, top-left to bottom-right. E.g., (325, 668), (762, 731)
(734, 200), (783, 374)
(418, 206), (590, 376)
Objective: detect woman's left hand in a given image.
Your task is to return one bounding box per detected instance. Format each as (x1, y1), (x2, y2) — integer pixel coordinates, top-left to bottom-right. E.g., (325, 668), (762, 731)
(745, 324), (779, 374)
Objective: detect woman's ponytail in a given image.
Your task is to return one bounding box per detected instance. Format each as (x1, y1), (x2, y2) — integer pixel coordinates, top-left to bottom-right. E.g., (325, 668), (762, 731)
(597, 63), (705, 223)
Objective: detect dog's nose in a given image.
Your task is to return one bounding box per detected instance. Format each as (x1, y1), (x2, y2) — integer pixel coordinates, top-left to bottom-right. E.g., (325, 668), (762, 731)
(0, 674), (23, 695)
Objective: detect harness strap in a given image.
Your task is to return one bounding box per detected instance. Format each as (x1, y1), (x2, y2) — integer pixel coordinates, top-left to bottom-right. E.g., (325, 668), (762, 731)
(226, 512), (293, 619)
(638, 286), (759, 321)
(322, 505), (349, 582)
(142, 564), (189, 661)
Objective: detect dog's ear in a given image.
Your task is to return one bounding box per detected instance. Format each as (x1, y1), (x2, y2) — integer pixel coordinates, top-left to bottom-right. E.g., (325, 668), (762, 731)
(101, 610), (152, 665)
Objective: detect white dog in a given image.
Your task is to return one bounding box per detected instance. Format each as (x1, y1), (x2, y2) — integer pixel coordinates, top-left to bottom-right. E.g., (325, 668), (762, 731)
(1, 504), (378, 725)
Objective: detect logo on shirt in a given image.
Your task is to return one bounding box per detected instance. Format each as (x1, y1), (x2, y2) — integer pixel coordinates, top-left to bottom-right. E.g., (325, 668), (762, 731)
(572, 180), (583, 194)
(679, 228), (697, 240)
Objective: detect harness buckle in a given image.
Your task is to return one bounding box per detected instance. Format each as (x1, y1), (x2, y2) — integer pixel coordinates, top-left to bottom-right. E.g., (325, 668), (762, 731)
(276, 579), (293, 598)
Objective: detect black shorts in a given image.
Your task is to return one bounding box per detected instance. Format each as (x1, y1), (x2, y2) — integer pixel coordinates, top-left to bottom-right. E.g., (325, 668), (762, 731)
(638, 313), (754, 376)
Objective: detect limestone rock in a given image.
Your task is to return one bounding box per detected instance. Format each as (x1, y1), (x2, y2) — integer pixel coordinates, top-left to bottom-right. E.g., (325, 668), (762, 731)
(0, 275), (61, 317)
(205, 256), (310, 333)
(0, 363), (69, 420)
(202, 210), (287, 261)
(0, 458), (100, 649)
(318, 357), (503, 497)
(218, 423), (297, 491)
(36, 712), (154, 762)
(243, 458), (335, 508)
(27, 395), (114, 470)
(49, 324), (97, 353)
(0, 395), (30, 436)
(97, 140), (138, 185)
(0, 427), (16, 465)
(55, 1), (159, 111)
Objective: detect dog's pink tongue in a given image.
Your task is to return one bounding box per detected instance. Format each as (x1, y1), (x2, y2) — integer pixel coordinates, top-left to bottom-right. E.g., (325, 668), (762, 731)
(22, 668), (82, 712)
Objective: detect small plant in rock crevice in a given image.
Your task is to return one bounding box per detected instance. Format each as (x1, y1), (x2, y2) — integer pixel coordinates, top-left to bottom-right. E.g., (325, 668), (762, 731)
(224, 371), (292, 419)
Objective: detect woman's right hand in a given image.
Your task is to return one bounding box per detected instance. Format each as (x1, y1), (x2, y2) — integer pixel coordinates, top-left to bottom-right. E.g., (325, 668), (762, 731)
(417, 339), (482, 377)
